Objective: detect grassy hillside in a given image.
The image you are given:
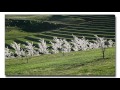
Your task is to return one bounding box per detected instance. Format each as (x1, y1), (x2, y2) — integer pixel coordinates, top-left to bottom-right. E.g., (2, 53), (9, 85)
(5, 15), (115, 50)
(5, 15), (115, 76)
(5, 47), (115, 76)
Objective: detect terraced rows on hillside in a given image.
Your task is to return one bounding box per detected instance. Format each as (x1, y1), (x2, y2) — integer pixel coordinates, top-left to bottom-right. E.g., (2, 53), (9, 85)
(5, 15), (115, 50)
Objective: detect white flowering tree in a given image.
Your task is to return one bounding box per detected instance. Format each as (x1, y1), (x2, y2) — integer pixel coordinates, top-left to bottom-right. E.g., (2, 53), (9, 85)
(80, 36), (89, 51)
(71, 35), (80, 51)
(24, 41), (36, 56)
(71, 35), (89, 51)
(108, 40), (114, 47)
(61, 39), (71, 55)
(50, 37), (63, 54)
(89, 42), (94, 49)
(50, 41), (59, 53)
(5, 47), (14, 59)
(38, 38), (49, 54)
(5, 35), (115, 59)
(94, 35), (107, 59)
(11, 42), (25, 57)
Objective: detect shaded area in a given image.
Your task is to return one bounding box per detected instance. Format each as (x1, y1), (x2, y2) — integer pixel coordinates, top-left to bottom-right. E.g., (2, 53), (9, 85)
(49, 15), (85, 24)
(14, 39), (27, 45)
(5, 43), (13, 50)
(34, 34), (53, 40)
(5, 19), (66, 32)
(24, 36), (40, 42)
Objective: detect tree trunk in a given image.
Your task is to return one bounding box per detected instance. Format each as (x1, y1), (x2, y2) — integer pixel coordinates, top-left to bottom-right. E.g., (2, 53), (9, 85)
(103, 51), (105, 59)
(63, 52), (65, 56)
(27, 58), (28, 63)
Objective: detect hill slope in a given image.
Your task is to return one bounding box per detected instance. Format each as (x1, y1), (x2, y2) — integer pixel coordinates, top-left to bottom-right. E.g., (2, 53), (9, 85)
(5, 47), (115, 76)
(5, 15), (115, 50)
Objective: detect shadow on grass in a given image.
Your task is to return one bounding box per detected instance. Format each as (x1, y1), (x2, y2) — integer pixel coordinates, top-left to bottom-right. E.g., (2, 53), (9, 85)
(5, 19), (66, 32)
(95, 57), (110, 61)
(14, 39), (27, 45)
(34, 34), (53, 39)
(24, 36), (40, 42)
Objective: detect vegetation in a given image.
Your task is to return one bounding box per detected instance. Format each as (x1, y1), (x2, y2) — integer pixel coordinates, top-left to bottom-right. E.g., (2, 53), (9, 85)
(5, 47), (115, 76)
(5, 35), (115, 59)
(5, 15), (115, 76)
(5, 15), (115, 50)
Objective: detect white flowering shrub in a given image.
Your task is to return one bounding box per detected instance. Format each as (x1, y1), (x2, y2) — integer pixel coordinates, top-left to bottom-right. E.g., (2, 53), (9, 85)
(5, 35), (115, 59)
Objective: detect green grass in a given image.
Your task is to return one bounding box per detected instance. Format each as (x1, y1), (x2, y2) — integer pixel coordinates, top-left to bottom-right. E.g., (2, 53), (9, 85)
(5, 29), (33, 40)
(5, 15), (51, 21)
(5, 47), (115, 76)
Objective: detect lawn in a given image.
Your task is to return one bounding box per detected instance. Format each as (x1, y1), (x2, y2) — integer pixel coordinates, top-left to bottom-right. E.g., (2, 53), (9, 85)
(5, 47), (115, 76)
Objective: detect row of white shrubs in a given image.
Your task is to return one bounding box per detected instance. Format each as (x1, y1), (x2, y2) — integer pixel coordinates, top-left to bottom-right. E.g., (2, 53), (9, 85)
(5, 35), (115, 59)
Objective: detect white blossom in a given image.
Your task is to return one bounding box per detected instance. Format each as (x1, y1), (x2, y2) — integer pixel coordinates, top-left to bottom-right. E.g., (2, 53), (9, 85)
(61, 39), (71, 53)
(108, 40), (114, 47)
(5, 47), (14, 59)
(50, 37), (63, 53)
(71, 35), (89, 51)
(38, 38), (49, 54)
(24, 41), (36, 56)
(6, 35), (115, 59)
(11, 42), (23, 57)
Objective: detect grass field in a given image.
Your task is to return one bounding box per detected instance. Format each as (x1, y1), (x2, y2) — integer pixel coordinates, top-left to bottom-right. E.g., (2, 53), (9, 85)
(5, 15), (115, 76)
(5, 47), (115, 76)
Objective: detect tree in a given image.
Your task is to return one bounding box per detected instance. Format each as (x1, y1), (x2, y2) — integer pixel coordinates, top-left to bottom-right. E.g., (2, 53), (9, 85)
(94, 35), (107, 59)
(38, 38), (49, 54)
(5, 47), (14, 59)
(61, 39), (71, 56)
(50, 37), (63, 54)
(11, 42), (25, 57)
(24, 41), (36, 56)
(6, 35), (115, 59)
